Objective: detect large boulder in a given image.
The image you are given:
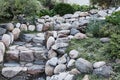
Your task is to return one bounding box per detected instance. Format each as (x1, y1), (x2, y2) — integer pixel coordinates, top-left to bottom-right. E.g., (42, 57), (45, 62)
(75, 58), (93, 73)
(2, 34), (11, 47)
(12, 28), (21, 40)
(6, 23), (14, 31)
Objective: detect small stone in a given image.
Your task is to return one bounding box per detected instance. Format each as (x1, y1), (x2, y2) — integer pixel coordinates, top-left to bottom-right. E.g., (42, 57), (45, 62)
(100, 37), (110, 43)
(2, 34), (11, 47)
(36, 24), (43, 31)
(45, 65), (54, 76)
(58, 55), (67, 64)
(82, 75), (89, 80)
(12, 28), (21, 40)
(6, 50), (19, 62)
(27, 65), (44, 75)
(64, 74), (74, 80)
(28, 25), (35, 31)
(67, 59), (75, 68)
(6, 23), (14, 31)
(98, 10), (107, 17)
(16, 23), (21, 28)
(74, 33), (87, 39)
(20, 50), (34, 62)
(54, 64), (66, 74)
(69, 68), (80, 75)
(70, 28), (79, 35)
(48, 57), (58, 66)
(75, 58), (93, 73)
(20, 24), (27, 31)
(93, 61), (106, 68)
(2, 67), (23, 78)
(0, 27), (6, 35)
(47, 36), (55, 50)
(69, 50), (79, 59)
(48, 49), (57, 59)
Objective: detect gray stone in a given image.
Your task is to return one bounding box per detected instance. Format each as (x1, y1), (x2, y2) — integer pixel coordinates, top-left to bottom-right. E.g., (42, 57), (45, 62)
(45, 65), (54, 76)
(48, 49), (57, 59)
(69, 50), (79, 59)
(75, 58), (93, 73)
(20, 34), (35, 42)
(70, 28), (79, 35)
(93, 65), (113, 78)
(2, 67), (23, 78)
(69, 68), (80, 75)
(8, 32), (14, 44)
(98, 11), (107, 17)
(16, 23), (21, 28)
(28, 25), (35, 31)
(36, 24), (43, 31)
(58, 30), (70, 35)
(6, 23), (14, 31)
(64, 74), (74, 80)
(48, 57), (58, 66)
(32, 36), (45, 44)
(100, 37), (110, 43)
(74, 33), (87, 39)
(20, 50), (34, 62)
(47, 36), (55, 50)
(58, 55), (67, 64)
(6, 50), (19, 62)
(0, 50), (4, 63)
(52, 43), (69, 50)
(63, 14), (72, 19)
(0, 27), (6, 35)
(20, 24), (27, 31)
(54, 64), (66, 74)
(27, 65), (44, 75)
(67, 59), (75, 68)
(93, 61), (106, 68)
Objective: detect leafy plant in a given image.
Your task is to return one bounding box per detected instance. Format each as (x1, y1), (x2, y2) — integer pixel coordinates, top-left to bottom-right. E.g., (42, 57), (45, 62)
(53, 3), (75, 16)
(106, 11), (120, 25)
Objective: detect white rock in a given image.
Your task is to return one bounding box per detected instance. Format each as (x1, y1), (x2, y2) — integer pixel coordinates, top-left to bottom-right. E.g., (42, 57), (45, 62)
(69, 50), (79, 59)
(54, 64), (66, 74)
(0, 42), (5, 53)
(2, 67), (23, 78)
(6, 23), (14, 31)
(67, 59), (75, 68)
(2, 34), (11, 47)
(47, 36), (55, 50)
(48, 49), (57, 59)
(16, 23), (21, 28)
(28, 25), (35, 31)
(93, 61), (106, 68)
(8, 32), (14, 44)
(82, 75), (89, 80)
(12, 28), (21, 40)
(48, 57), (58, 66)
(36, 24), (43, 31)
(20, 24), (27, 31)
(45, 65), (54, 76)
(74, 33), (87, 39)
(98, 10), (107, 17)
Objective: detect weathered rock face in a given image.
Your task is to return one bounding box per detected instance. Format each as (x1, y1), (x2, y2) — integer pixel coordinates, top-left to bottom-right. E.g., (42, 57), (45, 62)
(75, 58), (93, 73)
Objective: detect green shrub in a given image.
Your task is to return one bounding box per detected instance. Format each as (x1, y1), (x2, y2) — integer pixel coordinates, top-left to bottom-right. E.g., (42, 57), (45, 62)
(38, 9), (56, 17)
(86, 20), (106, 37)
(0, 0), (41, 21)
(53, 3), (75, 16)
(105, 33), (120, 59)
(106, 11), (120, 25)
(71, 4), (80, 11)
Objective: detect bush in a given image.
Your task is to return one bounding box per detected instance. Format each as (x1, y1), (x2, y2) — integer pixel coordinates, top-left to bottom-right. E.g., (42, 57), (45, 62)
(105, 33), (120, 59)
(86, 20), (106, 37)
(38, 9), (56, 17)
(0, 0), (41, 21)
(106, 11), (120, 25)
(53, 3), (75, 16)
